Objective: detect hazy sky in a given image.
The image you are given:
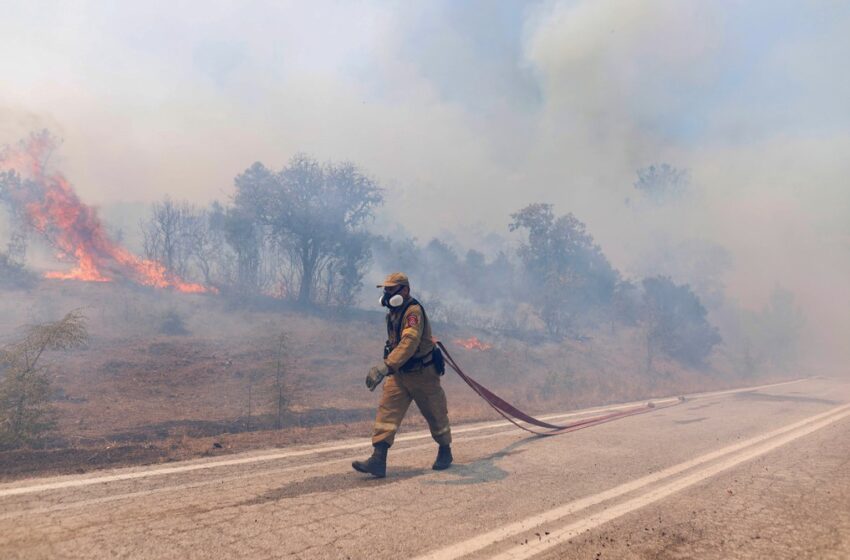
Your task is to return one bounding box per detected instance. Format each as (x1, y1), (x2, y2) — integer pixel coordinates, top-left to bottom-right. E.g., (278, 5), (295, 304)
(2, 1), (849, 357)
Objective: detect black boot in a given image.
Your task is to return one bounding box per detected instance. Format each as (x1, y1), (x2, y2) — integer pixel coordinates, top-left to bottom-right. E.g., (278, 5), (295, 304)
(352, 442), (388, 478)
(432, 444), (453, 470)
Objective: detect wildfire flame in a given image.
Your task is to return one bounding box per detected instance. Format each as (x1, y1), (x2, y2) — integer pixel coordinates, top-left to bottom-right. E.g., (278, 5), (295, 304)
(454, 336), (493, 351)
(0, 133), (212, 294)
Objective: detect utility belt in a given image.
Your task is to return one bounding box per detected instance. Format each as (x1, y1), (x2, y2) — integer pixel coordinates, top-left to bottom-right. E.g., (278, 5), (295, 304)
(384, 343), (446, 375)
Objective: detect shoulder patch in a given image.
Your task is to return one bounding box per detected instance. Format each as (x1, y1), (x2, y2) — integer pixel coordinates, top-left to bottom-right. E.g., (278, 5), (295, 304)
(406, 313), (419, 328)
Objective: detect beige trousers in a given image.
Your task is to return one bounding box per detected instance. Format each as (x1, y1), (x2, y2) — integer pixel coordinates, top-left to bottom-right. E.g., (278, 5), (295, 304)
(372, 366), (451, 447)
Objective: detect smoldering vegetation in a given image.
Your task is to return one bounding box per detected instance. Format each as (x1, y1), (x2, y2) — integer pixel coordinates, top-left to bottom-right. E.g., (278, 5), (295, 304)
(0, 132), (811, 477)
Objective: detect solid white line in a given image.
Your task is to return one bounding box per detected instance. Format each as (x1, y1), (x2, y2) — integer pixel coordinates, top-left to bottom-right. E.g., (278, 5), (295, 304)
(493, 404), (850, 560)
(0, 378), (806, 498)
(0, 428), (527, 517)
(0, 408), (620, 499)
(413, 401), (850, 560)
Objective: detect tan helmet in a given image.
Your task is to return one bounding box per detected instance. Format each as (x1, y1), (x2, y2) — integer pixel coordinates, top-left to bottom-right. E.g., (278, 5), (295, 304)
(376, 272), (410, 289)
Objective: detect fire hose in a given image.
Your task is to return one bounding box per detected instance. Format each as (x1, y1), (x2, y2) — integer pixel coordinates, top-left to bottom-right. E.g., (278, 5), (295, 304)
(436, 341), (682, 436)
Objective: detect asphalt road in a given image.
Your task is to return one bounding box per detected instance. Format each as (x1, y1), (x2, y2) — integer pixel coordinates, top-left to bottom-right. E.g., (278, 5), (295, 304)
(2, 377), (849, 559)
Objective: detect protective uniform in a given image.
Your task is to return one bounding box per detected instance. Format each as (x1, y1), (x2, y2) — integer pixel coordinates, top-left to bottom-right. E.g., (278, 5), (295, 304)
(353, 273), (452, 477)
(373, 294), (452, 447)
(372, 273), (452, 445)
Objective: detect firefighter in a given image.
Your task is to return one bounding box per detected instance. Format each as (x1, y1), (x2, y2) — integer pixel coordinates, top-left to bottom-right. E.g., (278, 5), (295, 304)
(352, 272), (452, 478)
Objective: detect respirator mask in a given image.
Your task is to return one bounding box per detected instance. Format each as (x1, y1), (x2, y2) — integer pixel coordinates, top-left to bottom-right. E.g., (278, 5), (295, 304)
(379, 286), (405, 308)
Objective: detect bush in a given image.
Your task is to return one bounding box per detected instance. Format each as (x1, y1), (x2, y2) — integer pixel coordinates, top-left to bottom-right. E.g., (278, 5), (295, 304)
(0, 252), (37, 290)
(159, 310), (190, 336)
(642, 276), (721, 369)
(0, 310), (88, 448)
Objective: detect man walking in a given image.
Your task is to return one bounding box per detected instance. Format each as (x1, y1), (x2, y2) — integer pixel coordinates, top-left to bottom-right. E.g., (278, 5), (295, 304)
(352, 272), (452, 478)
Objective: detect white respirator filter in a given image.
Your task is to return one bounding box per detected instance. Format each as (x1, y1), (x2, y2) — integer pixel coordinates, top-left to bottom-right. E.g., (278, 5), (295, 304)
(388, 294), (404, 308)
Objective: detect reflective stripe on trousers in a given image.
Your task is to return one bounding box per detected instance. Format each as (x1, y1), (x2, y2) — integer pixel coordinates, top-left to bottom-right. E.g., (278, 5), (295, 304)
(372, 367), (451, 447)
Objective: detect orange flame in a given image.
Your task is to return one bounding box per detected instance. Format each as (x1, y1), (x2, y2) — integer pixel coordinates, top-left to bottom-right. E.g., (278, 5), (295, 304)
(0, 133), (213, 294)
(454, 336), (493, 351)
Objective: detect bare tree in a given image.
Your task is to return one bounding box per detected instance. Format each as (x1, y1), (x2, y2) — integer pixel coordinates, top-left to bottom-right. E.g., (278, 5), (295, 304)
(183, 203), (230, 287)
(141, 197), (197, 278)
(243, 370), (262, 432)
(268, 332), (297, 429)
(0, 310), (88, 448)
(222, 207), (263, 295)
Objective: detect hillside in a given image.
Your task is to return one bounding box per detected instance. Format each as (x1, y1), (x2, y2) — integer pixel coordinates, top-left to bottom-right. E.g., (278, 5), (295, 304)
(0, 280), (791, 481)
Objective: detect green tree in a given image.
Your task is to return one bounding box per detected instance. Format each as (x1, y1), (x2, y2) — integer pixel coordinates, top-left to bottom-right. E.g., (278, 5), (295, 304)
(233, 155), (383, 305)
(731, 286), (805, 375)
(641, 276), (720, 370)
(509, 203), (618, 336)
(633, 163), (690, 204)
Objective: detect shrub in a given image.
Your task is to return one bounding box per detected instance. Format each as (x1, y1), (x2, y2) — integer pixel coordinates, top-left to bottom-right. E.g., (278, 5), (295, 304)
(0, 310), (88, 448)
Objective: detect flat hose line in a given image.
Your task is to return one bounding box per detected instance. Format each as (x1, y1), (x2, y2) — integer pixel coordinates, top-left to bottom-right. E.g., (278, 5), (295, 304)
(436, 341), (682, 436)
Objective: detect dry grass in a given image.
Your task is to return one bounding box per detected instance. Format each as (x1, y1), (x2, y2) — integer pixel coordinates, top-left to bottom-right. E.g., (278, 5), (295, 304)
(0, 280), (791, 481)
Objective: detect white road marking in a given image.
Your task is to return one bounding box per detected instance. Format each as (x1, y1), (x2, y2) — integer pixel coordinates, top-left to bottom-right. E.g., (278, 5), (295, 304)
(414, 401), (850, 560)
(0, 378), (806, 498)
(493, 403), (850, 560)
(0, 408), (618, 499)
(0, 428), (527, 517)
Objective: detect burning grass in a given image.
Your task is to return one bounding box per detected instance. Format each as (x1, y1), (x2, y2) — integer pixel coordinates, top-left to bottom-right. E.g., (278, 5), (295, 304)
(454, 336), (494, 351)
(0, 132), (213, 294)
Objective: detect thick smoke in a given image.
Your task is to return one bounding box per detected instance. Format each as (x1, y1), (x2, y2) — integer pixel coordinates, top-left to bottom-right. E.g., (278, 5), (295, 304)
(0, 1), (847, 370)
